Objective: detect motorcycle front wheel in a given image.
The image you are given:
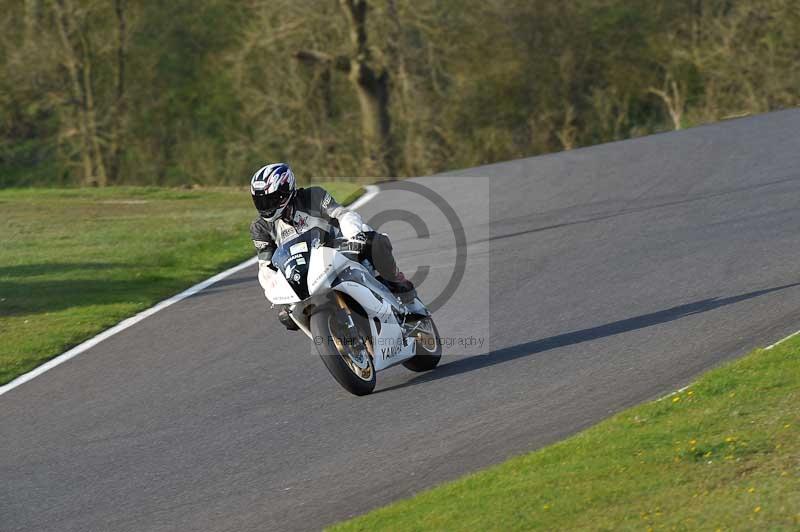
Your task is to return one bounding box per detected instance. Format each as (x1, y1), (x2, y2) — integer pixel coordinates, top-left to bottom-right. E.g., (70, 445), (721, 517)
(310, 310), (376, 396)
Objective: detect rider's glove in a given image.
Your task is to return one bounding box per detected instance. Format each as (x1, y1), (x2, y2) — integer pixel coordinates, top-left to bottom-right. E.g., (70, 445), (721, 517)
(346, 232), (369, 255)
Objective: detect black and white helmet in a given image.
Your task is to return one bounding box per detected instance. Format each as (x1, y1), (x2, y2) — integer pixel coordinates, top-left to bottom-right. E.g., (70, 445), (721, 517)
(250, 163), (297, 222)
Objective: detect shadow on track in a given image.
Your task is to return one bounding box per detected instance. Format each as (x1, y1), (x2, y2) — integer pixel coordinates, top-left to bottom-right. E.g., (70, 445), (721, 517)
(188, 274), (259, 298)
(378, 282), (800, 393)
(389, 173), (800, 249)
(480, 173), (800, 245)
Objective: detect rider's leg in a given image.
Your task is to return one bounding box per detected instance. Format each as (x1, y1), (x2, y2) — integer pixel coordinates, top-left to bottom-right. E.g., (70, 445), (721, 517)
(365, 232), (416, 301)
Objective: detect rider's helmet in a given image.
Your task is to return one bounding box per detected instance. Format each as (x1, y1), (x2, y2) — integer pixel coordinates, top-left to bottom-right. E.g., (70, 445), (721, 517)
(250, 163), (297, 222)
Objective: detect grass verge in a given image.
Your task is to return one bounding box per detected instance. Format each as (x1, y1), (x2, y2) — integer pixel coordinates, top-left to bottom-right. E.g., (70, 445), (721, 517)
(0, 182), (362, 385)
(331, 338), (800, 531)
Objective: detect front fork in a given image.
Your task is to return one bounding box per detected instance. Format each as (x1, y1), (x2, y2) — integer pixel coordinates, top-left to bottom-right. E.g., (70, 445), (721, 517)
(333, 292), (374, 358)
(334, 292), (356, 329)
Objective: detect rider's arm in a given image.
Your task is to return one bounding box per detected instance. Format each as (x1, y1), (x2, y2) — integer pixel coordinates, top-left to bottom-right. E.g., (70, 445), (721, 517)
(251, 218), (280, 298)
(307, 186), (369, 239)
(250, 218), (277, 269)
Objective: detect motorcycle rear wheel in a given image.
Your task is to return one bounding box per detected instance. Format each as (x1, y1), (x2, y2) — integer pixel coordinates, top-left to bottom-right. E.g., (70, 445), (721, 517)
(402, 317), (442, 372)
(310, 310), (376, 396)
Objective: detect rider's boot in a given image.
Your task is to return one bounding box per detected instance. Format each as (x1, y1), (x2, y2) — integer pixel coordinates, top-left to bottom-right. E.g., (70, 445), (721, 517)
(383, 271), (417, 304)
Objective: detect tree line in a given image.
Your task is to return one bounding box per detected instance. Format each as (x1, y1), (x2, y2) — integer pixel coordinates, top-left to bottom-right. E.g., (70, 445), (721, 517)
(1, 0), (798, 187)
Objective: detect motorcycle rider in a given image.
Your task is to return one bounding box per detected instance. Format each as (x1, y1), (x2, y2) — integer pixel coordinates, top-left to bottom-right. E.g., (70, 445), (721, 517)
(250, 162), (416, 331)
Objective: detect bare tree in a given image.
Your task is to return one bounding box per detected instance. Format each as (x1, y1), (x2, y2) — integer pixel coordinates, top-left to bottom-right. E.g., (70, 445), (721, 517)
(24, 0), (41, 46)
(52, 0), (107, 185)
(47, 0), (132, 185)
(296, 0), (395, 176)
(648, 71), (686, 130)
(556, 49), (579, 149)
(108, 0), (128, 183)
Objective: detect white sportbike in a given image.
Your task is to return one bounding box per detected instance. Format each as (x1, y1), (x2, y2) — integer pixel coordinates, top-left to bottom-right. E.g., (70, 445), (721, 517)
(261, 227), (441, 395)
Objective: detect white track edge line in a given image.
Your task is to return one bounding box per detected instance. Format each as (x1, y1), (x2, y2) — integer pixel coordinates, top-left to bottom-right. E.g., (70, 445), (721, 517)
(0, 184), (380, 398)
(655, 326), (800, 402)
(348, 184), (379, 210)
(764, 328), (800, 350)
(0, 257), (257, 397)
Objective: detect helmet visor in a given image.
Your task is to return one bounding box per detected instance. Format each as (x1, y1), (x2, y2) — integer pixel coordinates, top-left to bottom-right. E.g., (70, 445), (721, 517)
(253, 190), (289, 217)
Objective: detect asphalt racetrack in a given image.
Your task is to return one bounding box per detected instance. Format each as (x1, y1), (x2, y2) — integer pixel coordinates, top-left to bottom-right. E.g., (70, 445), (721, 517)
(3, 110), (800, 531)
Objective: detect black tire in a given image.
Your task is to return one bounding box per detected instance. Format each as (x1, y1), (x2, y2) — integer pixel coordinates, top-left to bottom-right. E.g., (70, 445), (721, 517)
(310, 310), (376, 396)
(402, 317), (442, 372)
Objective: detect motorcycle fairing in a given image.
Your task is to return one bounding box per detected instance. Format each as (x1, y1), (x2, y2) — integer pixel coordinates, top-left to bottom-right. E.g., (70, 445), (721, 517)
(262, 266), (301, 304)
(267, 230), (419, 371)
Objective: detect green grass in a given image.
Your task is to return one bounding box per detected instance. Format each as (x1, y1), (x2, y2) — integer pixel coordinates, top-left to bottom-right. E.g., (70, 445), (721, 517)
(331, 338), (800, 531)
(0, 182), (362, 385)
